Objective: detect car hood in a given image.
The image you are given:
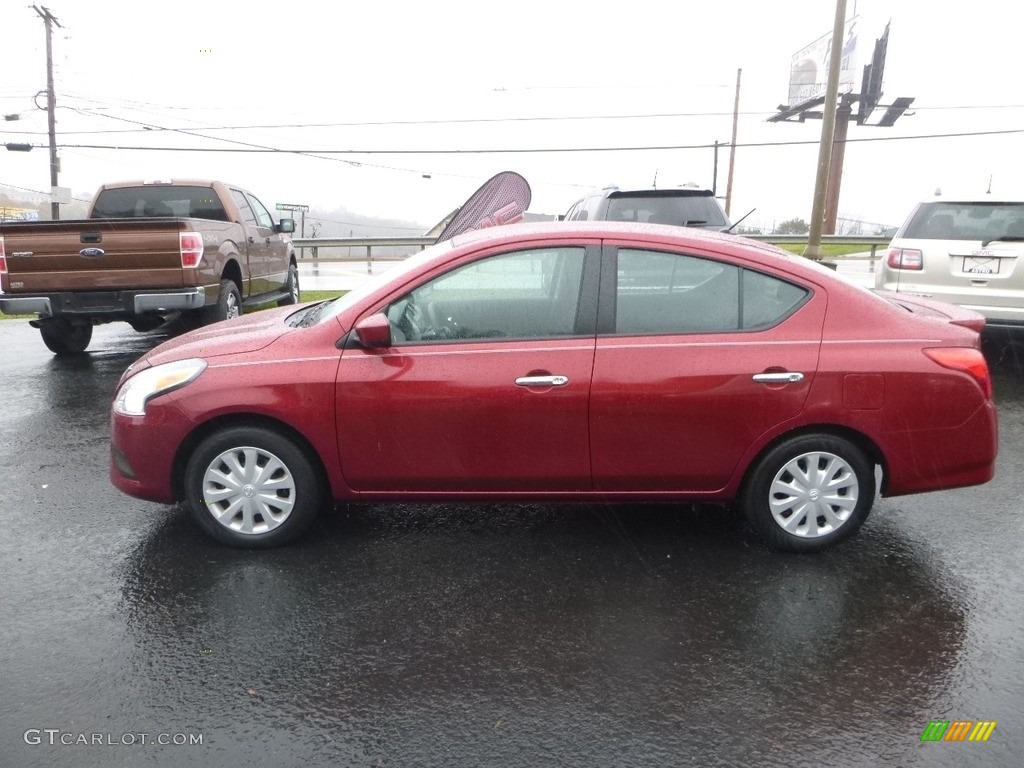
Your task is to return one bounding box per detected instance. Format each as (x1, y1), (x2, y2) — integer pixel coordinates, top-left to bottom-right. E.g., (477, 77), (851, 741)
(142, 304), (306, 368)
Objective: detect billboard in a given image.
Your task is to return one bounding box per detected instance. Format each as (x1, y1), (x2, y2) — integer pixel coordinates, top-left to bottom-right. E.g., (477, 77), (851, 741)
(0, 206), (40, 221)
(787, 16), (859, 106)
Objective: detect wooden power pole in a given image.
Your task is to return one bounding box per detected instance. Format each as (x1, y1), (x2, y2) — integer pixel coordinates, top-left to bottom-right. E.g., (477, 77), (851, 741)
(34, 5), (62, 221)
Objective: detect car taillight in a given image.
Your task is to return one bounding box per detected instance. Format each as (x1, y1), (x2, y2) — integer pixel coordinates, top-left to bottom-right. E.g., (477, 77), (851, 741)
(0, 236), (6, 274)
(887, 248), (923, 270)
(924, 347), (992, 400)
(180, 232), (204, 269)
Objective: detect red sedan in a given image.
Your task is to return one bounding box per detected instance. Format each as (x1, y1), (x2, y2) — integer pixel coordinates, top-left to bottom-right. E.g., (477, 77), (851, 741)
(109, 223), (998, 551)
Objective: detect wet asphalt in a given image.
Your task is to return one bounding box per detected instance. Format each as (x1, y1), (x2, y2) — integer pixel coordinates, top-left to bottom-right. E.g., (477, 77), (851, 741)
(1, 318), (1023, 768)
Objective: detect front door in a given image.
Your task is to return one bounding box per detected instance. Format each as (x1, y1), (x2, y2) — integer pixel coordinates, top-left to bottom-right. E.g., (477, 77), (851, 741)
(337, 245), (598, 494)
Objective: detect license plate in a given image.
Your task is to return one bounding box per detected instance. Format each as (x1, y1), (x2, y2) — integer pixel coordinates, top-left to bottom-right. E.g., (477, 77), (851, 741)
(963, 256), (1000, 275)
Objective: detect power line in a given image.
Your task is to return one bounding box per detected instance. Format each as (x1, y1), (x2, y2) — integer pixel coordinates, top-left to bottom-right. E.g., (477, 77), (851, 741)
(23, 126), (1024, 155)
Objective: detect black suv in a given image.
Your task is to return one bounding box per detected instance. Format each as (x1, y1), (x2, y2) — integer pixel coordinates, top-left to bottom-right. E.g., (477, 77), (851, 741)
(563, 185), (731, 231)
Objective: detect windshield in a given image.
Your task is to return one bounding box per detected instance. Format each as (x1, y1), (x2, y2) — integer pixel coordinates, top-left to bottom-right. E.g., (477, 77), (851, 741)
(901, 201), (1024, 241)
(314, 239), (455, 324)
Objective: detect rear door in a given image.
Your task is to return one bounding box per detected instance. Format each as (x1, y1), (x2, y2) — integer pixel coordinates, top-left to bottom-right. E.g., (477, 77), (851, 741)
(589, 244), (825, 493)
(228, 189), (261, 296)
(336, 243), (600, 493)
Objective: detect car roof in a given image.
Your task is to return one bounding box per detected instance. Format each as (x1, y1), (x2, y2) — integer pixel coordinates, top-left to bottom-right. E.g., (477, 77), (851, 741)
(447, 221), (828, 279)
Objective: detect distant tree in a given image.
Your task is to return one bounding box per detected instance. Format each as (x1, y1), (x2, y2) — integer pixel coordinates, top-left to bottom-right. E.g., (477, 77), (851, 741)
(776, 217), (810, 234)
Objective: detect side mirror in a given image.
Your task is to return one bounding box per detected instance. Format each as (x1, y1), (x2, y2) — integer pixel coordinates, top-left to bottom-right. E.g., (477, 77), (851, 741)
(353, 313), (392, 348)
(276, 218), (296, 234)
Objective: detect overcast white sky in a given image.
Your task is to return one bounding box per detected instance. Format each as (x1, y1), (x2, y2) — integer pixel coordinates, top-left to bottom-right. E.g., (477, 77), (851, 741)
(3, 0), (1023, 232)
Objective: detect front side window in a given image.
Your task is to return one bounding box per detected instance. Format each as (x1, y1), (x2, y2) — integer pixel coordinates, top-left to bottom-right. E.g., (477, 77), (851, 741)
(614, 249), (807, 335)
(386, 247), (585, 343)
(245, 193), (275, 229)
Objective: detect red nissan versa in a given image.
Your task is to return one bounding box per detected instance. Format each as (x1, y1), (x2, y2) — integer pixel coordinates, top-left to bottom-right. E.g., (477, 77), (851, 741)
(109, 222), (998, 552)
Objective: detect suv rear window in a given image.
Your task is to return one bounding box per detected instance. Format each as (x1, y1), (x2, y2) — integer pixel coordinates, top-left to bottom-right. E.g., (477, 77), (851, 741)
(605, 191), (728, 228)
(901, 201), (1024, 241)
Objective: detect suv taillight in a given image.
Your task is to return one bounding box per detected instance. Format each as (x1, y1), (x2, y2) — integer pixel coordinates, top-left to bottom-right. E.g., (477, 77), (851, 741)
(0, 236), (6, 274)
(924, 347), (993, 400)
(180, 232), (204, 269)
(887, 248), (923, 270)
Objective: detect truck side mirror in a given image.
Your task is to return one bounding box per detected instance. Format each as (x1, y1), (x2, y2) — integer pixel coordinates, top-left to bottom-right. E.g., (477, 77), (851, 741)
(276, 218), (296, 234)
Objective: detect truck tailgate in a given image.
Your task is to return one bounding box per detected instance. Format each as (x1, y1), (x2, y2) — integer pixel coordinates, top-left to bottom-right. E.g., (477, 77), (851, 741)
(1, 219), (187, 293)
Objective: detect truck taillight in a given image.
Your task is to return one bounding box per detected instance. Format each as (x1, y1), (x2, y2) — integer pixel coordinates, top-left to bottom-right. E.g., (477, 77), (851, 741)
(0, 236), (6, 274)
(924, 347), (993, 400)
(180, 232), (204, 269)
(887, 248), (923, 270)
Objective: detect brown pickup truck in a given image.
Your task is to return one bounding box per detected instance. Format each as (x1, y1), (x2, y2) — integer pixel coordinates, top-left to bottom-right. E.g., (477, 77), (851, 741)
(0, 179), (299, 354)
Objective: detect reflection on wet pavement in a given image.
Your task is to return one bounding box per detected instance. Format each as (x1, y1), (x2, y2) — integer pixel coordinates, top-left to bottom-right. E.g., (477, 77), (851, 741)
(1, 321), (1021, 767)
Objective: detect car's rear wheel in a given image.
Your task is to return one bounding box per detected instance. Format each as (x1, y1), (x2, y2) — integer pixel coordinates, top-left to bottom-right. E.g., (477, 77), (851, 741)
(39, 319), (93, 355)
(740, 434), (874, 552)
(184, 426), (323, 548)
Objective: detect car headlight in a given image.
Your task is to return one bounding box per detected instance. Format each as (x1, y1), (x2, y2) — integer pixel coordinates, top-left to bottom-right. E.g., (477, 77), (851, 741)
(113, 358), (207, 416)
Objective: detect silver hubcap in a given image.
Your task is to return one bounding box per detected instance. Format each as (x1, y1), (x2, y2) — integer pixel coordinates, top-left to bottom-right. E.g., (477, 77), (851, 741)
(768, 451), (859, 538)
(201, 446), (296, 535)
(225, 292), (239, 319)
(290, 273), (299, 301)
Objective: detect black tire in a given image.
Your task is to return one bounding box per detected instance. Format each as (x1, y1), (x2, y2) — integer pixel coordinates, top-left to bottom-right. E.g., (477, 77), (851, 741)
(206, 279), (242, 324)
(183, 425), (323, 548)
(740, 434), (875, 553)
(278, 264), (300, 306)
(39, 319), (93, 355)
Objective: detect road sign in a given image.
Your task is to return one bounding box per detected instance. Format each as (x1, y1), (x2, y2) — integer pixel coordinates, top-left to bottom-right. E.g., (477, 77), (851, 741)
(276, 203), (309, 212)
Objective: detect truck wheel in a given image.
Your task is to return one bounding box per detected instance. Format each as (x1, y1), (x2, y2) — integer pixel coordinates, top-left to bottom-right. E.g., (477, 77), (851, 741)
(278, 264), (300, 306)
(208, 279), (241, 324)
(39, 319), (93, 355)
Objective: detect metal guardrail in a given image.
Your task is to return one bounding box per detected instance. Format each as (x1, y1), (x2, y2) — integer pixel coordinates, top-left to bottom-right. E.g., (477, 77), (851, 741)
(292, 233), (891, 272)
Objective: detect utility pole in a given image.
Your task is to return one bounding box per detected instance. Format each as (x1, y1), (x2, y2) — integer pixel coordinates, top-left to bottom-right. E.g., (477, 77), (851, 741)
(34, 5), (62, 221)
(725, 68), (741, 217)
(824, 94), (854, 233)
(803, 0), (847, 259)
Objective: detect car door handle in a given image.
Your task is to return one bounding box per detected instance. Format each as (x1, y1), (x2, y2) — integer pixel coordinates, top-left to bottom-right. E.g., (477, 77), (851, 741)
(515, 375), (569, 387)
(752, 372), (804, 384)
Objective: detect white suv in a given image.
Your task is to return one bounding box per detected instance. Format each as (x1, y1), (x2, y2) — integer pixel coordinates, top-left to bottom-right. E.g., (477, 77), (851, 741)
(563, 185), (732, 231)
(876, 195), (1024, 328)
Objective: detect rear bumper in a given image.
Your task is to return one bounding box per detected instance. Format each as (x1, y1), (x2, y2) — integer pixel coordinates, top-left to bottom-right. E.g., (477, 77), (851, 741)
(876, 279), (1024, 326)
(0, 288), (205, 317)
(882, 400), (998, 497)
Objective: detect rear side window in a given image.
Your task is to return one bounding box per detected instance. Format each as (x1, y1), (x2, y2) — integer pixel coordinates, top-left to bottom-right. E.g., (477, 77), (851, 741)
(613, 249), (808, 335)
(91, 186), (228, 221)
(901, 202), (1024, 241)
(230, 190), (259, 227)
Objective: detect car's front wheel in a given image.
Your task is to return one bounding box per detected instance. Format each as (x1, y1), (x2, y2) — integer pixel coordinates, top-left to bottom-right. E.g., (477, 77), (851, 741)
(183, 426), (323, 547)
(740, 434), (875, 552)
